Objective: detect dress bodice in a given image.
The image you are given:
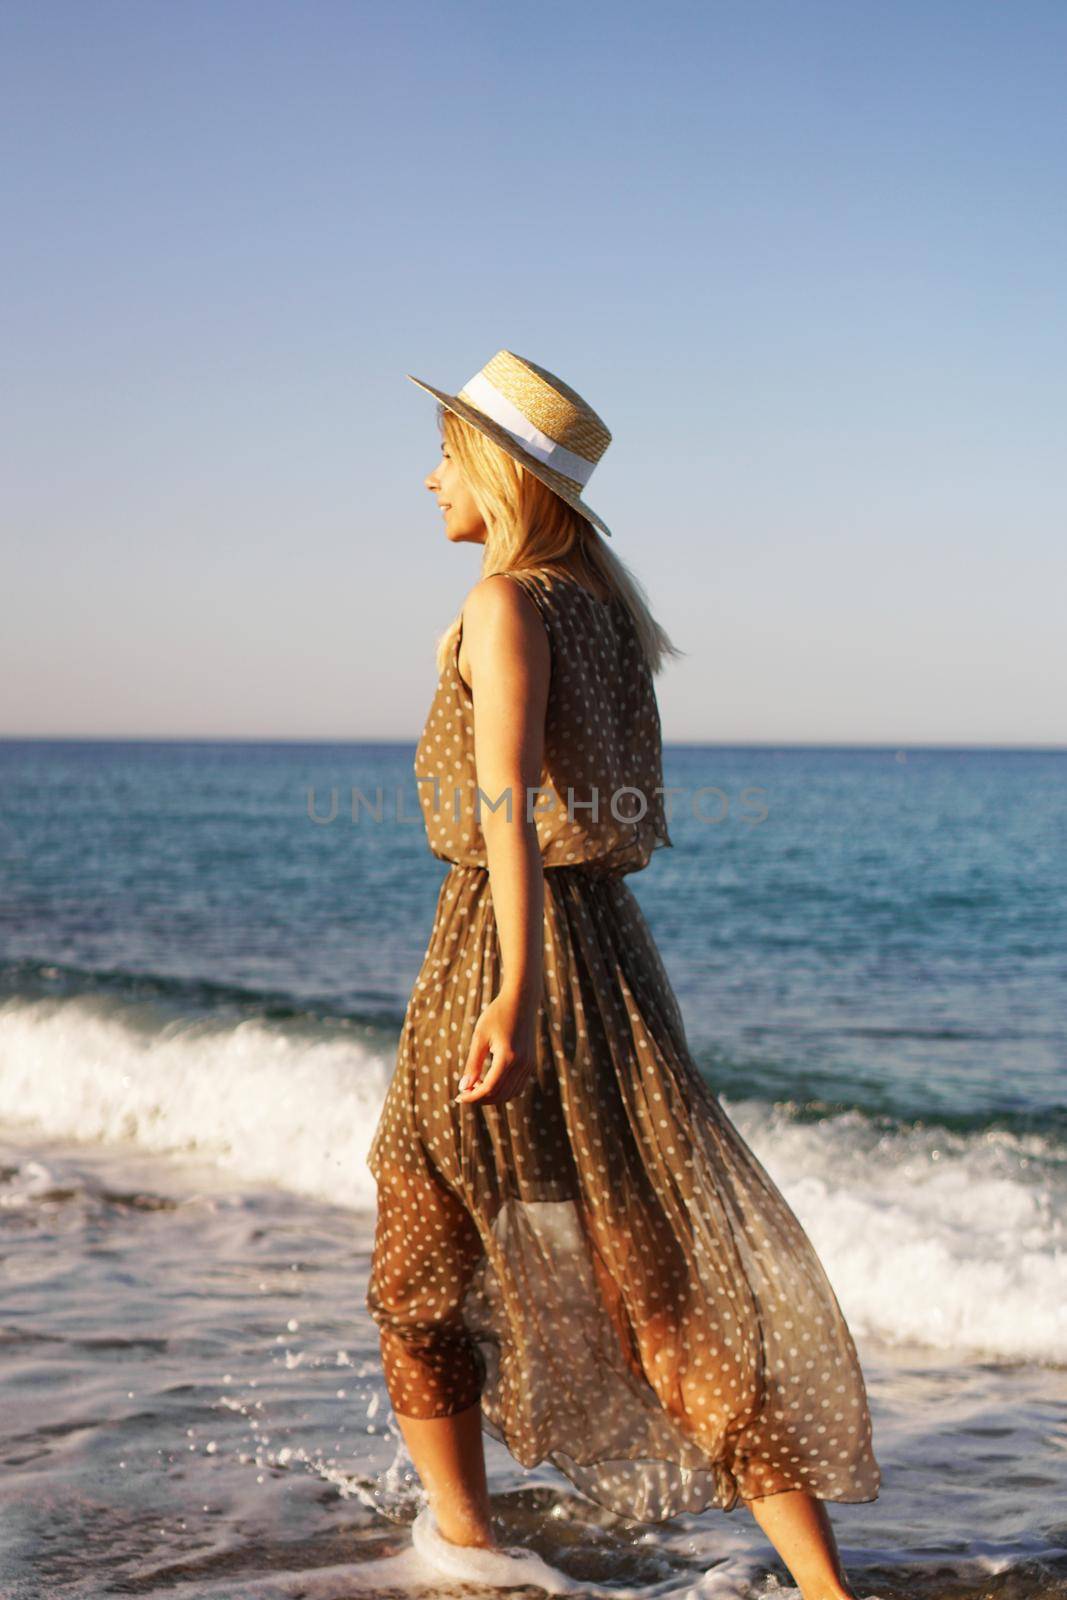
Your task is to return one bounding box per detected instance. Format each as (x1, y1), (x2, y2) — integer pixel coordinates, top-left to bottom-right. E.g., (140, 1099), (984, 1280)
(413, 569), (672, 878)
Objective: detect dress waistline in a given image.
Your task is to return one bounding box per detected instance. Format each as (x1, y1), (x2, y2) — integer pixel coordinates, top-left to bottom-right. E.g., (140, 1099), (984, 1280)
(445, 860), (624, 884)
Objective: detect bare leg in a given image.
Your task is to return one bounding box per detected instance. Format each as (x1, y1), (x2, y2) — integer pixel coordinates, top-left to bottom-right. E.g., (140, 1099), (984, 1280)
(743, 1488), (858, 1600)
(394, 1400), (859, 1588)
(395, 1400), (497, 1548)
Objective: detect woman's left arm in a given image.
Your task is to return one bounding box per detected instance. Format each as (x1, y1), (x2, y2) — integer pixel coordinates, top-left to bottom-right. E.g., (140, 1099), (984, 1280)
(454, 574), (549, 1107)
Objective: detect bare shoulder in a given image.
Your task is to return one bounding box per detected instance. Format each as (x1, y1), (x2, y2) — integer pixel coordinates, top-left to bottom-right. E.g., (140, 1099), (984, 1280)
(461, 573), (545, 640)
(459, 574), (549, 690)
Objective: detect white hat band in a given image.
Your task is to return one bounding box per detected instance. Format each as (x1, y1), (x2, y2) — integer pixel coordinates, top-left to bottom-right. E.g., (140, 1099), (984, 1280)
(460, 370), (597, 488)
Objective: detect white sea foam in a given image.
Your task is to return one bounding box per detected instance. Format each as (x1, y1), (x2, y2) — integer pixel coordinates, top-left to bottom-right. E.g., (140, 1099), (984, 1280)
(409, 1502), (584, 1592)
(0, 993), (391, 1212)
(725, 1098), (1067, 1365)
(1, 993), (1064, 1364)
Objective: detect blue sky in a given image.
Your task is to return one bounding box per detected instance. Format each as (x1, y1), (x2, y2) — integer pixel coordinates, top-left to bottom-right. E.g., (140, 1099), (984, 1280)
(2, 0), (1064, 743)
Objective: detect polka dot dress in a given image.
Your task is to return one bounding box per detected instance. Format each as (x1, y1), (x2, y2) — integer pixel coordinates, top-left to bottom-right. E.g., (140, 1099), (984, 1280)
(366, 568), (881, 1521)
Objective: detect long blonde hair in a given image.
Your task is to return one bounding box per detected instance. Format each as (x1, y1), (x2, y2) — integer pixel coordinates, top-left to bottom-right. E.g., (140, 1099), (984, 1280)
(433, 404), (684, 677)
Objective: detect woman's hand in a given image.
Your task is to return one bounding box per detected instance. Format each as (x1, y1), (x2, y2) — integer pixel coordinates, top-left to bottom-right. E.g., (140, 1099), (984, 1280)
(455, 987), (540, 1106)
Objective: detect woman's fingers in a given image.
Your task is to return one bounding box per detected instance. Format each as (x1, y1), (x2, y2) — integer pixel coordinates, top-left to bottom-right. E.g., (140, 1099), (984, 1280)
(479, 1060), (536, 1105)
(456, 1051), (533, 1105)
(456, 1050), (508, 1101)
(458, 1031), (491, 1095)
(474, 1065), (519, 1104)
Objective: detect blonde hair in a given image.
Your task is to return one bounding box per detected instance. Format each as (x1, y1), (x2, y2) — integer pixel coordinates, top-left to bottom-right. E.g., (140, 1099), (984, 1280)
(433, 404), (685, 677)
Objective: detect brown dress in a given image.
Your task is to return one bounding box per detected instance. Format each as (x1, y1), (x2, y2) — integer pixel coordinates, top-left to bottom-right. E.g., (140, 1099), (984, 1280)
(366, 568), (881, 1521)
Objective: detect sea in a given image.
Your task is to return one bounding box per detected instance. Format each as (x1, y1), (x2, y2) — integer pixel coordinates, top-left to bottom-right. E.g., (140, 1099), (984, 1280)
(0, 738), (1064, 1600)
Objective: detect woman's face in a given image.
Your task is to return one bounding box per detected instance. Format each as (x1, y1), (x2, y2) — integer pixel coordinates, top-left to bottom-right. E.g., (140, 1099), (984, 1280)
(425, 439), (486, 545)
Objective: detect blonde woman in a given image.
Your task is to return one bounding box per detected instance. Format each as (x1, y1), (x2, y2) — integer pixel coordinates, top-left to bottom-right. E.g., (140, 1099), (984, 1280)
(366, 351), (880, 1598)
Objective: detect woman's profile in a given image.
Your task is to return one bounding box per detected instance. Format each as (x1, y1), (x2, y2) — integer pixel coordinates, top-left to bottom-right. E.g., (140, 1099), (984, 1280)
(366, 349), (881, 1598)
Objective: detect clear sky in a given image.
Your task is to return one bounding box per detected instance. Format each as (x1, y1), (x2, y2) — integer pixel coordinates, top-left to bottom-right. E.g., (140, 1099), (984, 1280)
(2, 0), (1064, 744)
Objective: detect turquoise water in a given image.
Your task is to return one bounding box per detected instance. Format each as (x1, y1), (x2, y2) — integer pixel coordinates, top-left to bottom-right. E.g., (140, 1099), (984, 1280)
(2, 739), (1064, 1127)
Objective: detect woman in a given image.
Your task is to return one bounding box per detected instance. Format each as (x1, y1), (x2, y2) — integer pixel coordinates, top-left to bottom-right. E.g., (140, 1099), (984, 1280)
(366, 350), (881, 1599)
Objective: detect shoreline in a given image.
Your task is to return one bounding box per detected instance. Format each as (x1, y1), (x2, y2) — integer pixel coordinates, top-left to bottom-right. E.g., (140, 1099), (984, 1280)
(2, 1122), (1064, 1598)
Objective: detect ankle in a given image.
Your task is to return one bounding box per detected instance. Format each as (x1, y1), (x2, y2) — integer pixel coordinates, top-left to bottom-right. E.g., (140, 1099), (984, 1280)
(438, 1521), (496, 1549)
(432, 1504), (496, 1549)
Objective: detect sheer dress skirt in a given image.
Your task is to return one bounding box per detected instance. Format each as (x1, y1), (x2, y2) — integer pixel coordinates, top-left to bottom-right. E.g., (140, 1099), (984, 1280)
(366, 861), (881, 1521)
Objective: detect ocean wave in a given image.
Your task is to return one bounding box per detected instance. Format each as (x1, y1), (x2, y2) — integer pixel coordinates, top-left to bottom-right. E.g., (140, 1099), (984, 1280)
(0, 989), (1063, 1366)
(0, 955), (407, 1030)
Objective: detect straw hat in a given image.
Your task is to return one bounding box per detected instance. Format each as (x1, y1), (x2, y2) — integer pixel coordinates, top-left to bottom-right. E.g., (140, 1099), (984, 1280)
(406, 349), (614, 538)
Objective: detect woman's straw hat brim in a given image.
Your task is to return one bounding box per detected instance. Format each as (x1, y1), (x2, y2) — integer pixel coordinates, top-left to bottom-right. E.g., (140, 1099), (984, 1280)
(406, 366), (614, 540)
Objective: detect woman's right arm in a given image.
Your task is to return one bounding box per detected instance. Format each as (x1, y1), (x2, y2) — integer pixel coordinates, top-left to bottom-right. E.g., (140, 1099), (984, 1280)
(454, 574), (550, 1107)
